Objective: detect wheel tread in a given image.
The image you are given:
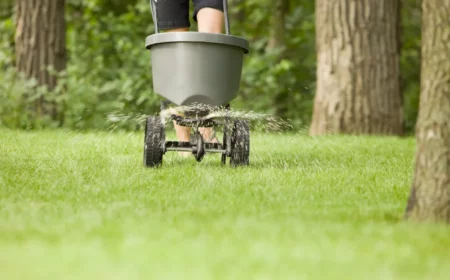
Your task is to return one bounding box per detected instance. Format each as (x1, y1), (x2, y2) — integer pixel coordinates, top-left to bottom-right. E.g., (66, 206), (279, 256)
(144, 116), (164, 167)
(230, 120), (250, 166)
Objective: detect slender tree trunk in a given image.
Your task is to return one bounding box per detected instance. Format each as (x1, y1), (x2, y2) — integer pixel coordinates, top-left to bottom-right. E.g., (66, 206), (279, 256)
(310, 0), (403, 135)
(266, 0), (289, 51)
(230, 0), (245, 23)
(14, 0), (66, 122)
(266, 0), (289, 117)
(404, 0), (450, 223)
(0, 0), (14, 19)
(236, 0), (246, 23)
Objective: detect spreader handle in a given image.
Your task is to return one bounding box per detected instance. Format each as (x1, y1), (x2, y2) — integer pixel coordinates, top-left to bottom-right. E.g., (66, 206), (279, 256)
(149, 0), (159, 33)
(149, 0), (231, 35)
(223, 0), (230, 35)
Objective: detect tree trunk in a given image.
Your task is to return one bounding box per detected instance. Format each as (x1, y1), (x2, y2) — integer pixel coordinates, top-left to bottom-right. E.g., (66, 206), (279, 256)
(266, 0), (289, 117)
(14, 0), (66, 121)
(0, 0), (14, 19)
(310, 0), (403, 135)
(266, 0), (289, 51)
(231, 0), (246, 23)
(404, 0), (450, 223)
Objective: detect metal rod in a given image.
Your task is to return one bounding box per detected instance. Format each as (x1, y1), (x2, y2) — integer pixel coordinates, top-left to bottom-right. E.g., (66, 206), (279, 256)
(166, 148), (192, 152)
(149, 0), (159, 34)
(205, 149), (226, 153)
(166, 148), (226, 153)
(223, 0), (230, 35)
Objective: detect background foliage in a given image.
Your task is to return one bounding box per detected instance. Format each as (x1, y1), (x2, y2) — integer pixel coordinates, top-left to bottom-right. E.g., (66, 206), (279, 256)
(0, 0), (421, 132)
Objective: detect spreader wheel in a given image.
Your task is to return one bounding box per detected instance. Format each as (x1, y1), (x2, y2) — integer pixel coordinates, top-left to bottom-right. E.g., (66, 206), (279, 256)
(221, 136), (227, 165)
(230, 120), (250, 166)
(221, 125), (229, 165)
(143, 116), (164, 167)
(192, 132), (205, 162)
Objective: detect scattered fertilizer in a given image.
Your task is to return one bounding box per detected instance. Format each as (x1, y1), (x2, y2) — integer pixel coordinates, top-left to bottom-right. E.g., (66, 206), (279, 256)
(107, 103), (292, 133)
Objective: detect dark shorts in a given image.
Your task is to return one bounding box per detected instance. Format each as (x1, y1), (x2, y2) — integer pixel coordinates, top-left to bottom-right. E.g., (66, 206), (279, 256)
(154, 0), (224, 30)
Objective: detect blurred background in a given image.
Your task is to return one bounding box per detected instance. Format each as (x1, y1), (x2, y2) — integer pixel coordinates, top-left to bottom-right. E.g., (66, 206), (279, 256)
(0, 0), (421, 133)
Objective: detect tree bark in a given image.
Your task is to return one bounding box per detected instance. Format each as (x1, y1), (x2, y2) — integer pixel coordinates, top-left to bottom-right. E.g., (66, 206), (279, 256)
(14, 0), (66, 121)
(230, 0), (246, 23)
(0, 0), (14, 19)
(266, 0), (289, 52)
(310, 0), (403, 135)
(266, 0), (290, 117)
(404, 0), (450, 223)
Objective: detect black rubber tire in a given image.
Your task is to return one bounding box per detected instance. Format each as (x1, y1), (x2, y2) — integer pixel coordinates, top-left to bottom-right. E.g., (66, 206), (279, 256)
(230, 120), (250, 166)
(193, 132), (205, 162)
(221, 126), (228, 165)
(143, 116), (164, 167)
(221, 104), (231, 165)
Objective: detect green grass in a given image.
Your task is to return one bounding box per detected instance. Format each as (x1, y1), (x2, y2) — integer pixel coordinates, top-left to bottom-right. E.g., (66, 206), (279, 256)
(1, 127), (449, 280)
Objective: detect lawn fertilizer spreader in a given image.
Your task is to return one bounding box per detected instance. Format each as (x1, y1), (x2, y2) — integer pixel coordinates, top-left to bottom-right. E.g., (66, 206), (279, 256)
(143, 0), (250, 167)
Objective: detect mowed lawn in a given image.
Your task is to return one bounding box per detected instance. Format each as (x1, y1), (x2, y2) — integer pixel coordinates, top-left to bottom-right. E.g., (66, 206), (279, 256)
(1, 127), (449, 280)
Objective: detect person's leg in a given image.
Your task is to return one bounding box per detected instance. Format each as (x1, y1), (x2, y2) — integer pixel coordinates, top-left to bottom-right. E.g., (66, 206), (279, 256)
(193, 0), (224, 142)
(196, 7), (224, 33)
(168, 1), (225, 145)
(153, 0), (191, 156)
(154, 1), (225, 149)
(154, 0), (190, 31)
(166, 25), (191, 148)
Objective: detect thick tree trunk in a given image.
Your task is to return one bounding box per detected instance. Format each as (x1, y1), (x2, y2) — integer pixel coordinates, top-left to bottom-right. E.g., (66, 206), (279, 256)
(404, 0), (450, 223)
(310, 0), (403, 135)
(14, 0), (66, 121)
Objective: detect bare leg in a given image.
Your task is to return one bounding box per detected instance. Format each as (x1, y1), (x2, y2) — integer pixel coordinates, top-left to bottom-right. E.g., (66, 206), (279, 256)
(167, 8), (224, 155)
(196, 7), (223, 143)
(197, 8), (224, 33)
(166, 27), (189, 32)
(165, 28), (191, 156)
